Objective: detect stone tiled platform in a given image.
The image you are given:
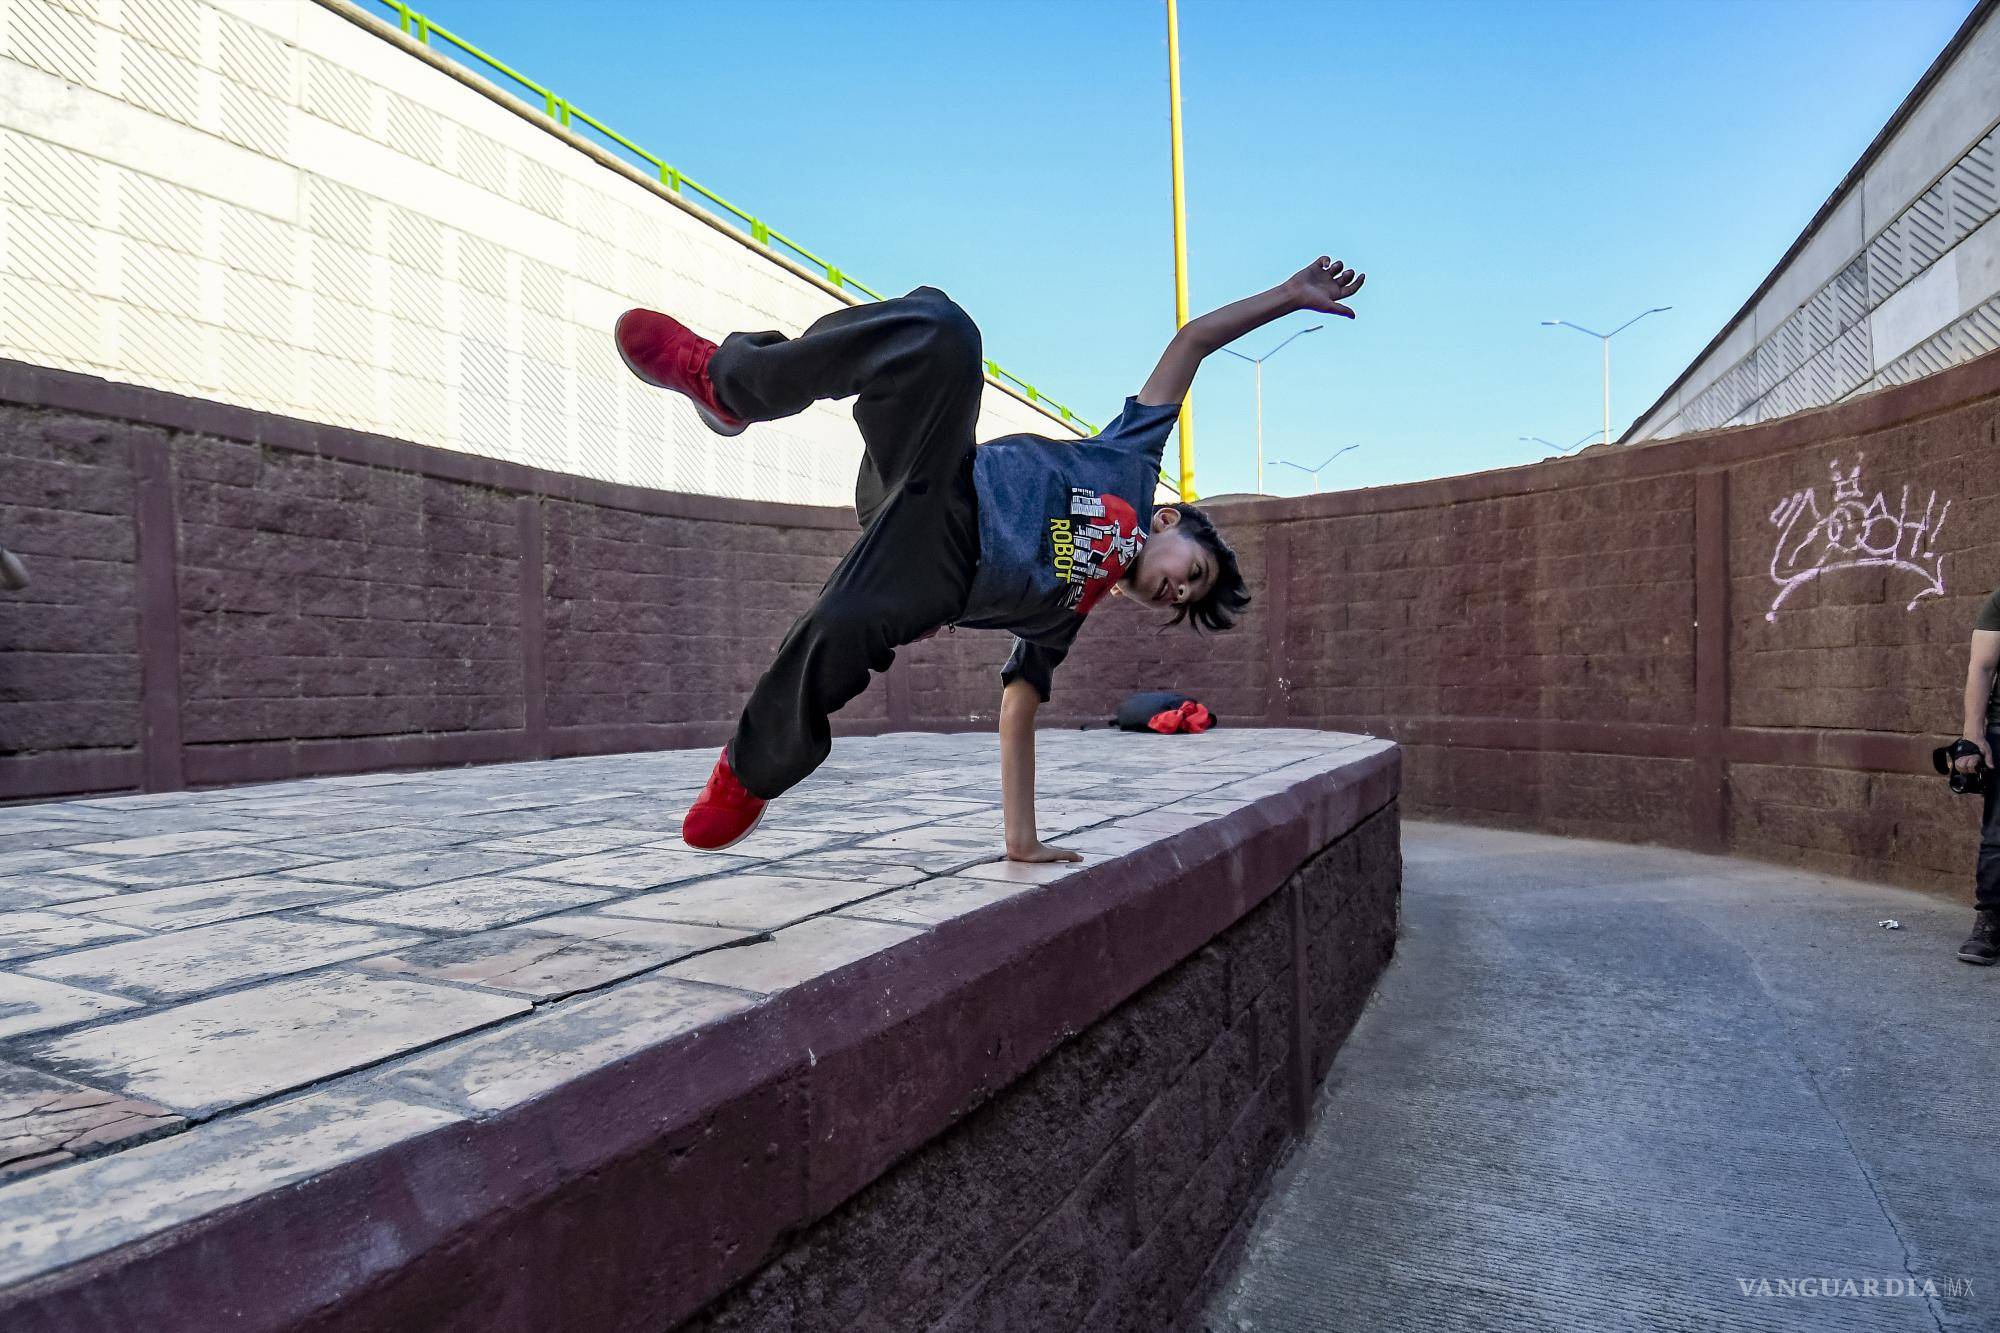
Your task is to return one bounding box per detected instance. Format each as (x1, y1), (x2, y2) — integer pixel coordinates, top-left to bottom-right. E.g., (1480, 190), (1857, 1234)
(0, 728), (1396, 1330)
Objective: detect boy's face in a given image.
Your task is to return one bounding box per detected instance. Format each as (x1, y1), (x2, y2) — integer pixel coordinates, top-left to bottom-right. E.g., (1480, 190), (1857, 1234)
(1120, 508), (1215, 610)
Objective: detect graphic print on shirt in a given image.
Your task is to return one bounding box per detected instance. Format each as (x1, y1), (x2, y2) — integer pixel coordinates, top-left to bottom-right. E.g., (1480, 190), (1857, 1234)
(1048, 488), (1144, 615)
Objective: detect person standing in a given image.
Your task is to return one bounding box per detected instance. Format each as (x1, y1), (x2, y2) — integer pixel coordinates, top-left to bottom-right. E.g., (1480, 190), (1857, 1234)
(1952, 589), (2000, 963)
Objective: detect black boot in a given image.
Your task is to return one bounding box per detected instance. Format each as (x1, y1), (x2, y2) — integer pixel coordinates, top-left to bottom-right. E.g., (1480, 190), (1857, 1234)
(1959, 909), (2000, 965)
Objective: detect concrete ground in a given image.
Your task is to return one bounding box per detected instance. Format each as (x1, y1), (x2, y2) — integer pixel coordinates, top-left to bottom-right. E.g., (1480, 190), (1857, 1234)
(1211, 821), (1998, 1333)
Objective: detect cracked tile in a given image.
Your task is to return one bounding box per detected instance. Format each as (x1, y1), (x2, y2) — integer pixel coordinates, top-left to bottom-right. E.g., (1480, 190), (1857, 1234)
(0, 1062), (184, 1180)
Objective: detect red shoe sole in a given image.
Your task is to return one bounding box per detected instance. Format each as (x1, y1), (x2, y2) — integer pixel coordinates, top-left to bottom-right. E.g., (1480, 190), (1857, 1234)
(614, 311), (748, 438)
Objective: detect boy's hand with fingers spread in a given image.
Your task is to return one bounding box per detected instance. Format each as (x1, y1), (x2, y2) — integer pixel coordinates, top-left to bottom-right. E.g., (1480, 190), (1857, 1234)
(1286, 256), (1366, 318)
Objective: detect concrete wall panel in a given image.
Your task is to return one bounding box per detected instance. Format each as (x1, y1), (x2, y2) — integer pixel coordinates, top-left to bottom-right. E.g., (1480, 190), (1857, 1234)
(1630, 4), (2000, 443)
(0, 0), (1087, 508)
(1860, 13), (2000, 229)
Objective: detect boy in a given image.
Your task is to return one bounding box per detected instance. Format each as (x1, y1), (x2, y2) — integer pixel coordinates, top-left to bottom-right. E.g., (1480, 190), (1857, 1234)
(614, 255), (1365, 859)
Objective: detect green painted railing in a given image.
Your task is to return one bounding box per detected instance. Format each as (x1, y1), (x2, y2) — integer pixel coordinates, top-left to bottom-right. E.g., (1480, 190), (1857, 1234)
(371, 0), (1100, 436)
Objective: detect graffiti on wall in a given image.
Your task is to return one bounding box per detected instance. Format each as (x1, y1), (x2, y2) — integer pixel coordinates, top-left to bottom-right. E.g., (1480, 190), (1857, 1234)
(1766, 455), (1950, 621)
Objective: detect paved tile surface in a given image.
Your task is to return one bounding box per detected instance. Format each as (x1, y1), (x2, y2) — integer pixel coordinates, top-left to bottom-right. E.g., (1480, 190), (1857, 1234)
(55, 876), (384, 931)
(0, 912), (145, 963)
(1211, 821), (1999, 1333)
(660, 915), (924, 994)
(355, 920), (741, 998)
(18, 918), (418, 1002)
(314, 877), (614, 930)
(0, 730), (1380, 1291)
(24, 973), (528, 1115)
(0, 1087), (462, 1288)
(0, 974), (140, 1040)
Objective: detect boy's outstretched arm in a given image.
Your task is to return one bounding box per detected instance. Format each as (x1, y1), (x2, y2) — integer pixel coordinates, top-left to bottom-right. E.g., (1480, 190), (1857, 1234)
(999, 678), (1082, 863)
(1138, 256), (1365, 406)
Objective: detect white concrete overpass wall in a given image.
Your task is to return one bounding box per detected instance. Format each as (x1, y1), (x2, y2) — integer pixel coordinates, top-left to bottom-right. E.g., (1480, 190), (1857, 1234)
(0, 0), (1086, 504)
(1628, 2), (2000, 441)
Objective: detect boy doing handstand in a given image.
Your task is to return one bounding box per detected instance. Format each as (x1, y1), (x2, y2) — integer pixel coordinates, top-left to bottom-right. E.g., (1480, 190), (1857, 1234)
(613, 255), (1365, 860)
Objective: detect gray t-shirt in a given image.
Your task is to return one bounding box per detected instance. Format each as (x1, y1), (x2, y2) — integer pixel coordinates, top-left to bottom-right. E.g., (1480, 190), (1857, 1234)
(957, 396), (1180, 701)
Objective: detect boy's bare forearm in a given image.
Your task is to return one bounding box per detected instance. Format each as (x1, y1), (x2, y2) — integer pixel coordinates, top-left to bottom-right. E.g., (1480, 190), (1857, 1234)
(999, 684), (1038, 850)
(1142, 284), (1301, 406)
(1140, 258), (1365, 406)
(998, 679), (1081, 863)
(1187, 257), (1366, 350)
(1180, 282), (1306, 353)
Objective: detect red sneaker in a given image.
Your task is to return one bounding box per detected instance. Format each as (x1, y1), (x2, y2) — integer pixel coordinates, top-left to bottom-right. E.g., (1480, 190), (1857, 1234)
(613, 308), (748, 436)
(683, 749), (768, 850)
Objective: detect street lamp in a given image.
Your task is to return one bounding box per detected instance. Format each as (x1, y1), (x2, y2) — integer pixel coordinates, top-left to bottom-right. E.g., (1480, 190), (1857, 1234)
(1219, 324), (1324, 495)
(1541, 306), (1671, 448)
(1275, 445), (1358, 494)
(1519, 429), (1600, 456)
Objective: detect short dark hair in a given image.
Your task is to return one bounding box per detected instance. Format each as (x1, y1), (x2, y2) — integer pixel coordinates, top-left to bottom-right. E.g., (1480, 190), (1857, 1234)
(1159, 502), (1250, 633)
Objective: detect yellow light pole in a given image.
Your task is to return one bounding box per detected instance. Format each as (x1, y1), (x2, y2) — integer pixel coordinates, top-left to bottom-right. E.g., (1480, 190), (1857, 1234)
(1166, 0), (1195, 500)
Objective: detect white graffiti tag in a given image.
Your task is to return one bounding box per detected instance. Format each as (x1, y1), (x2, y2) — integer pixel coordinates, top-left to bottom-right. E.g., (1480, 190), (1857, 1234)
(1766, 454), (1949, 622)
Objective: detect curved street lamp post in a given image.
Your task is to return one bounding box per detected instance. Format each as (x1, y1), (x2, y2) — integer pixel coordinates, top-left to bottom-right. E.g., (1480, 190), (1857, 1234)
(1519, 429), (1602, 456)
(1541, 306), (1671, 447)
(1275, 444), (1358, 495)
(1219, 324), (1324, 495)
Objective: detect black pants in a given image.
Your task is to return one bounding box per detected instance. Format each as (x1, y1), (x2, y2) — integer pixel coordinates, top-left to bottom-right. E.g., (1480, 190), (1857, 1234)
(710, 287), (984, 799)
(1978, 727), (2000, 911)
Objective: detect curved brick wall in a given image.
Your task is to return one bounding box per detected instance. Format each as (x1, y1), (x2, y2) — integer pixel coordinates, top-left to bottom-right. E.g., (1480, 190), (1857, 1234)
(1141, 347), (1999, 897)
(5, 349), (1998, 894)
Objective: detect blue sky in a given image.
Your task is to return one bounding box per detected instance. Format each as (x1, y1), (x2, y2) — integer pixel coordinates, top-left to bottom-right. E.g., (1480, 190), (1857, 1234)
(405, 0), (1976, 498)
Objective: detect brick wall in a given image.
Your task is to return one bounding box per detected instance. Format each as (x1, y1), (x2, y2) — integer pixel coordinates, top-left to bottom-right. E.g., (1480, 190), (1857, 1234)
(1054, 346), (1999, 898)
(173, 439), (528, 748)
(0, 359), (858, 796)
(675, 805), (1399, 1333)
(0, 407), (144, 795)
(6, 349), (2000, 897)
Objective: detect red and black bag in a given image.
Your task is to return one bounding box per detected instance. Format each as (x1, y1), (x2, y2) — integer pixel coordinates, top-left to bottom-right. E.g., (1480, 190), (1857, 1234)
(1112, 691), (1215, 735)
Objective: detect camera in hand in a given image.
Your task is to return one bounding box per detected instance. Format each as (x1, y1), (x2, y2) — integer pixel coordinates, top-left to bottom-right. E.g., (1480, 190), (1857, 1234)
(1932, 738), (1989, 795)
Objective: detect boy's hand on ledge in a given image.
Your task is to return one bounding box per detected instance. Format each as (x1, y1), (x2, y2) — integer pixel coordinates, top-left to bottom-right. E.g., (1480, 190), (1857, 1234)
(1006, 840), (1083, 864)
(1285, 256), (1365, 318)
